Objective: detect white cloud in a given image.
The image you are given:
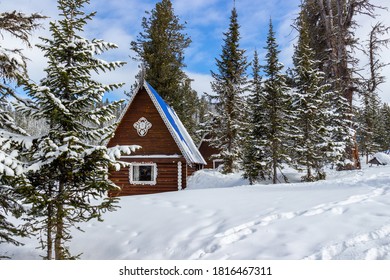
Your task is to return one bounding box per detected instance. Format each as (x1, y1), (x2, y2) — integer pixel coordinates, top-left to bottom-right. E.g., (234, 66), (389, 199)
(186, 71), (213, 96)
(4, 0), (387, 105)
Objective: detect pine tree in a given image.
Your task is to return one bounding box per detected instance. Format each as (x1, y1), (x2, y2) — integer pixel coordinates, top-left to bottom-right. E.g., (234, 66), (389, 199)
(299, 0), (385, 169)
(358, 91), (382, 162)
(130, 0), (197, 133)
(176, 77), (199, 140)
(359, 22), (389, 162)
(261, 19), (293, 184)
(377, 103), (390, 151)
(291, 13), (334, 181)
(0, 10), (45, 254)
(17, 0), (137, 259)
(208, 7), (249, 174)
(242, 50), (268, 184)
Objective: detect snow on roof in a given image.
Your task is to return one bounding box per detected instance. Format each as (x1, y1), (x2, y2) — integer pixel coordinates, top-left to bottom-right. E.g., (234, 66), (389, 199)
(143, 81), (206, 166)
(372, 152), (390, 165)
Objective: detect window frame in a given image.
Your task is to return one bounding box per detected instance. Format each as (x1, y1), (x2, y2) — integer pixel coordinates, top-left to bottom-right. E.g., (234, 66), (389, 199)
(129, 162), (158, 185)
(213, 159), (224, 169)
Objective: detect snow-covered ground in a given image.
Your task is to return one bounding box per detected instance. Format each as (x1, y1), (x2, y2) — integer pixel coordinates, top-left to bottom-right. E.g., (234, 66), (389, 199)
(2, 160), (390, 260)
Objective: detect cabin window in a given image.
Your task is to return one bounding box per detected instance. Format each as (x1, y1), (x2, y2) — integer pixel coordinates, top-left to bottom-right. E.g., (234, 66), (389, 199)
(129, 163), (157, 185)
(213, 159), (224, 169)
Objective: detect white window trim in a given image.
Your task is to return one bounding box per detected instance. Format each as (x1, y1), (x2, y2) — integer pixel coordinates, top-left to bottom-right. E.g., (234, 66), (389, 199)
(177, 161), (182, 190)
(129, 162), (157, 185)
(213, 159), (224, 169)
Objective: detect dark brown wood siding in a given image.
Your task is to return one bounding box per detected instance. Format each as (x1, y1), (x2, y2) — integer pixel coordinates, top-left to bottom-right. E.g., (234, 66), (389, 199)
(107, 88), (181, 155)
(198, 139), (220, 169)
(106, 86), (204, 196)
(109, 158), (187, 196)
(107, 87), (186, 196)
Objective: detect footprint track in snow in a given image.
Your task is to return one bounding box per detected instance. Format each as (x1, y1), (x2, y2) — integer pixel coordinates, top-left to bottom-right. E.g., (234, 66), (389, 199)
(191, 187), (390, 259)
(304, 224), (390, 260)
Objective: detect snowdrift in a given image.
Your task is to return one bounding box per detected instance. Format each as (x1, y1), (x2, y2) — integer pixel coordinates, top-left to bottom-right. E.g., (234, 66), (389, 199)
(2, 163), (390, 260)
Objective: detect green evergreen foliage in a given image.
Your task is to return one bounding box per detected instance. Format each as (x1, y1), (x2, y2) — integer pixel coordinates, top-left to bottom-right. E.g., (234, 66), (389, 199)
(242, 50), (268, 184)
(16, 0), (134, 259)
(358, 92), (382, 162)
(261, 20), (293, 184)
(208, 7), (249, 174)
(298, 0), (383, 169)
(358, 22), (390, 162)
(377, 103), (390, 151)
(130, 0), (198, 134)
(291, 13), (334, 181)
(0, 10), (45, 254)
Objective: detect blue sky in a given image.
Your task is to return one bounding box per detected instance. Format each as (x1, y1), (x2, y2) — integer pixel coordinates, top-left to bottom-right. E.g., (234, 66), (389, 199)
(2, 0), (390, 103)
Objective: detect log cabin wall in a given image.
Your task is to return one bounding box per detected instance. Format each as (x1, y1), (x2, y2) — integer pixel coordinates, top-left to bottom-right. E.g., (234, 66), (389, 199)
(198, 139), (220, 169)
(108, 87), (189, 196)
(107, 88), (181, 155)
(109, 158), (187, 196)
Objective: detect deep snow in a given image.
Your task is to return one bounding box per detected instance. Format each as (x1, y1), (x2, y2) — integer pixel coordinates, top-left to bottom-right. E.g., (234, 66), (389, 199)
(2, 160), (390, 260)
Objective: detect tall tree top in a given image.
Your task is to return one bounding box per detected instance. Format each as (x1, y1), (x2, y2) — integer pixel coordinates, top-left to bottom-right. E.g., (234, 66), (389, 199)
(264, 18), (283, 79)
(213, 6), (247, 86)
(130, 0), (191, 107)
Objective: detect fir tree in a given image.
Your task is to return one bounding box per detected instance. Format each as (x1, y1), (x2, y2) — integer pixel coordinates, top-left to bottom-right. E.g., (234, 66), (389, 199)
(17, 0), (137, 259)
(359, 22), (389, 162)
(261, 19), (293, 184)
(299, 0), (384, 169)
(291, 13), (333, 181)
(208, 7), (248, 174)
(0, 10), (45, 254)
(130, 0), (197, 134)
(358, 91), (382, 162)
(242, 50), (268, 184)
(377, 103), (390, 151)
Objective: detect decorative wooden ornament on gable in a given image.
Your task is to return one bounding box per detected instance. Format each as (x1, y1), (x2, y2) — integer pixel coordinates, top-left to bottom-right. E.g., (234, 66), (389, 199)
(134, 117), (152, 137)
(107, 80), (206, 196)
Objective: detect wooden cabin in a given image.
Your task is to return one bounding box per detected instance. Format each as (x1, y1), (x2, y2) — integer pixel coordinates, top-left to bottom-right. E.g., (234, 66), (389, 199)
(198, 133), (223, 169)
(368, 157), (383, 166)
(107, 81), (206, 196)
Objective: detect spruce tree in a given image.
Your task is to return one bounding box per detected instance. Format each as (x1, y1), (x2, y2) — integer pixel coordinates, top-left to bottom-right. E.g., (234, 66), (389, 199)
(242, 50), (268, 184)
(299, 0), (384, 169)
(261, 19), (293, 184)
(17, 0), (136, 259)
(358, 91), (381, 162)
(291, 13), (334, 181)
(208, 7), (248, 174)
(359, 22), (389, 162)
(0, 10), (45, 254)
(376, 103), (390, 151)
(130, 0), (197, 133)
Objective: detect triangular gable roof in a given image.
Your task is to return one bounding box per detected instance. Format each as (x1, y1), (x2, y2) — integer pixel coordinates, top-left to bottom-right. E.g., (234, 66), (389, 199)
(116, 80), (206, 166)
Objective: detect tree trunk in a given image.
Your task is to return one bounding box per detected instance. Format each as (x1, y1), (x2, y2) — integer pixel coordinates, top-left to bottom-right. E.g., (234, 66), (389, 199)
(46, 186), (53, 260)
(54, 181), (64, 260)
(316, 0), (361, 170)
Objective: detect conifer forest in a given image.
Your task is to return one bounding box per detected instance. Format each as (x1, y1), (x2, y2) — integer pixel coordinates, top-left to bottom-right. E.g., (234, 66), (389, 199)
(1, 0), (390, 260)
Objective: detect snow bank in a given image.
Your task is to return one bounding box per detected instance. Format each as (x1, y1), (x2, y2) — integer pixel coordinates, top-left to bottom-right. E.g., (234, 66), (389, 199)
(3, 164), (390, 260)
(187, 169), (249, 189)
